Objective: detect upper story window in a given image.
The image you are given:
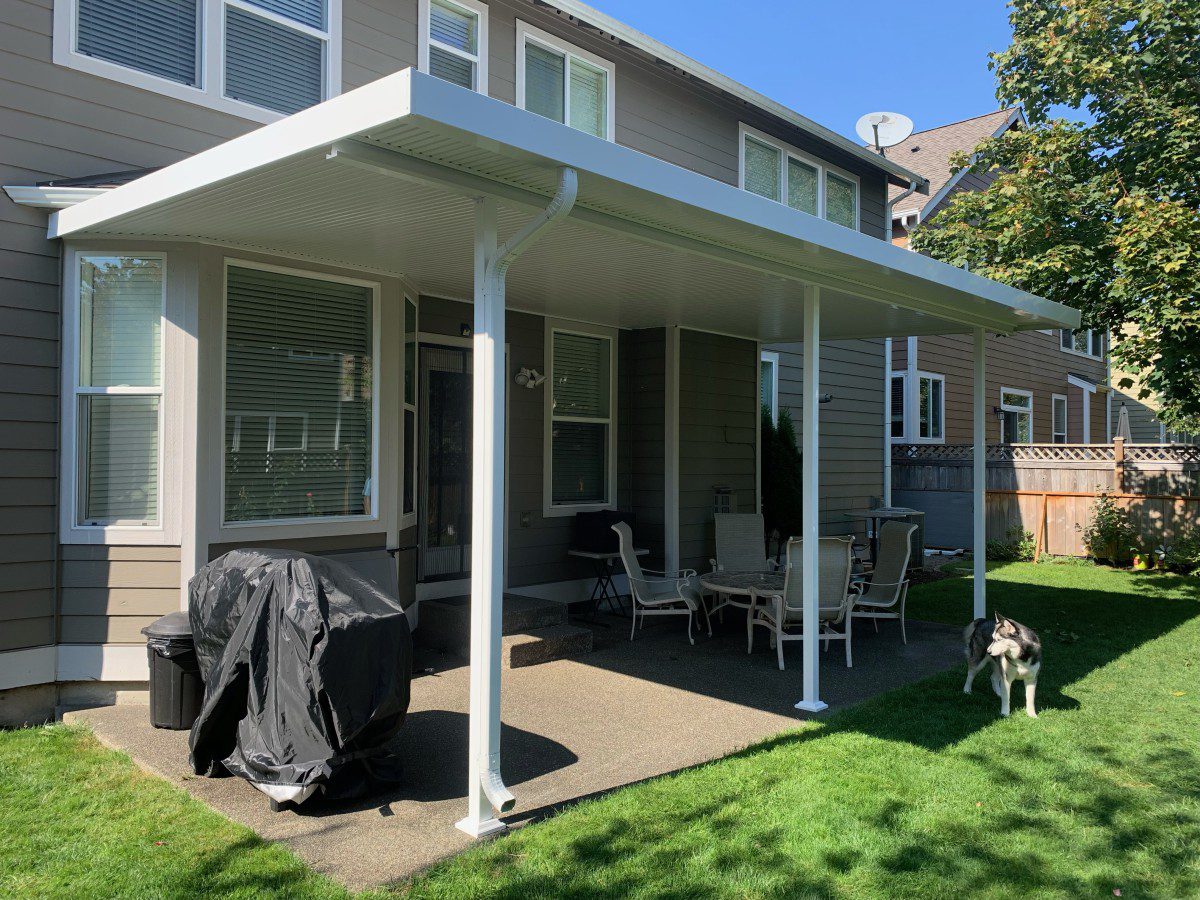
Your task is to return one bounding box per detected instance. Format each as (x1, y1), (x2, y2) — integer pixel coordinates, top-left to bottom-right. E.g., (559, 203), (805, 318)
(55, 0), (341, 122)
(739, 125), (860, 230)
(517, 21), (615, 141)
(1060, 328), (1105, 359)
(419, 0), (488, 92)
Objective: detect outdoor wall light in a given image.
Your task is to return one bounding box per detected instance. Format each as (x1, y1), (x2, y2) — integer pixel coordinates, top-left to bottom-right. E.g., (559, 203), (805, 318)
(514, 367), (546, 389)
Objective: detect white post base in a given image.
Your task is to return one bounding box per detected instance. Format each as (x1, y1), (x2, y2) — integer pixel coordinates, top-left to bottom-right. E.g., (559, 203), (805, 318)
(455, 815), (509, 839)
(794, 699), (830, 713)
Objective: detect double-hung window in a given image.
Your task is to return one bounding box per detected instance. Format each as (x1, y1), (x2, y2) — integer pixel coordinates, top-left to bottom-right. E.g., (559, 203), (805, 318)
(57, 0), (339, 121)
(517, 21), (615, 141)
(1060, 328), (1105, 359)
(1000, 389), (1033, 444)
(760, 351), (779, 423)
(419, 0), (487, 92)
(223, 263), (377, 524)
(740, 125), (860, 229)
(1052, 394), (1068, 444)
(545, 323), (616, 514)
(72, 255), (165, 529)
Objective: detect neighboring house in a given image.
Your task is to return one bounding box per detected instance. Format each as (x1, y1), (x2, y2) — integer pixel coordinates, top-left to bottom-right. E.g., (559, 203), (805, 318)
(1109, 326), (1198, 444)
(885, 109), (1110, 446)
(0, 0), (1077, 831)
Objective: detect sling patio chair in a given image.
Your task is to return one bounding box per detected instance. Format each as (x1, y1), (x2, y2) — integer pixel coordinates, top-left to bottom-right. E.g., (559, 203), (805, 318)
(850, 520), (917, 644)
(613, 521), (705, 644)
(749, 535), (856, 670)
(708, 513), (780, 624)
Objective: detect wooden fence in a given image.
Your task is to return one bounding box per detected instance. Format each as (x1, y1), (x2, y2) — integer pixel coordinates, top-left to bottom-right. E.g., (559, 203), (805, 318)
(892, 440), (1200, 556)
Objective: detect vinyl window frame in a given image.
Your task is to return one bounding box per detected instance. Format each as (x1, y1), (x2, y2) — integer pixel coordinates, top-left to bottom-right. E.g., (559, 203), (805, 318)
(759, 349), (779, 424)
(399, 294), (419, 531)
(515, 19), (616, 142)
(913, 371), (945, 444)
(543, 318), (619, 517)
(60, 248), (179, 545)
(738, 123), (861, 230)
(1059, 327), (1105, 360)
(417, 0), (489, 94)
(1052, 393), (1068, 444)
(53, 0), (342, 124)
(999, 387), (1034, 445)
(219, 257), (381, 530)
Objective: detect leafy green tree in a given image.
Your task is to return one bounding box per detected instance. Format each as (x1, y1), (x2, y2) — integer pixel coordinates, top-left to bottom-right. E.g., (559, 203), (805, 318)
(760, 406), (803, 560)
(912, 0), (1200, 430)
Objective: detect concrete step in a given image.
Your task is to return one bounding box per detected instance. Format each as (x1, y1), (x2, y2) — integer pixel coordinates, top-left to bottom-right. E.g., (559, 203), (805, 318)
(502, 624), (593, 669)
(416, 593), (568, 656)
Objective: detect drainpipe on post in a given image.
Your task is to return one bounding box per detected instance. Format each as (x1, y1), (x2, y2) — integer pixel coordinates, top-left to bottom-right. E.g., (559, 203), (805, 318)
(458, 167), (578, 839)
(882, 182), (919, 509)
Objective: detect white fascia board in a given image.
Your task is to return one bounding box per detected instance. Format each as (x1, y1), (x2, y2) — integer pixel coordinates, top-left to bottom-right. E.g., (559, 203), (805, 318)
(51, 70), (416, 239)
(538, 0), (928, 191)
(914, 107), (1026, 224)
(1068, 374), (1098, 393)
(4, 184), (109, 209)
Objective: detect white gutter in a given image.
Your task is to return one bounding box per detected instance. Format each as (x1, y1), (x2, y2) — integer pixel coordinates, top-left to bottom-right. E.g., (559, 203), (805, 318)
(3, 184), (108, 209)
(882, 180), (919, 507)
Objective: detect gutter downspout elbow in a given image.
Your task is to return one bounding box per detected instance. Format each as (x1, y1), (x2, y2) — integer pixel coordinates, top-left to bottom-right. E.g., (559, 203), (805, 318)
(884, 180), (920, 244)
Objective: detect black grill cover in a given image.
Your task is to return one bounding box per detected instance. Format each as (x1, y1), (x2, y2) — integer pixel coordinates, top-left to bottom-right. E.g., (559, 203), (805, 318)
(188, 549), (412, 802)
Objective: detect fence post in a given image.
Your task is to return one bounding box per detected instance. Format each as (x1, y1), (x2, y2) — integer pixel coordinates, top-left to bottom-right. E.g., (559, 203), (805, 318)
(1113, 436), (1125, 493)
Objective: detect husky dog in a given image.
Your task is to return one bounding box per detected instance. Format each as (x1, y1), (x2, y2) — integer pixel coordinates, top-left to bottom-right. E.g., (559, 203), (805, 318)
(963, 613), (1042, 718)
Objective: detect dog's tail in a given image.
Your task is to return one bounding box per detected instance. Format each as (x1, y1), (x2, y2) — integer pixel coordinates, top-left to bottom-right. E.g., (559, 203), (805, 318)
(962, 618), (986, 656)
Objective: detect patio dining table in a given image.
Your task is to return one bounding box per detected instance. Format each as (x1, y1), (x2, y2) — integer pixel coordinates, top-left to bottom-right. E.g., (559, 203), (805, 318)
(700, 565), (869, 621)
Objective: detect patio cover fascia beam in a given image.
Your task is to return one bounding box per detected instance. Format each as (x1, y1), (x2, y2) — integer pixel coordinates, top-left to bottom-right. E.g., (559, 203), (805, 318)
(325, 140), (1024, 338)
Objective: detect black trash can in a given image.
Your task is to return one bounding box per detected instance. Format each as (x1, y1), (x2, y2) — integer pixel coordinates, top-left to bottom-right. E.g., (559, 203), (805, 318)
(142, 611), (204, 730)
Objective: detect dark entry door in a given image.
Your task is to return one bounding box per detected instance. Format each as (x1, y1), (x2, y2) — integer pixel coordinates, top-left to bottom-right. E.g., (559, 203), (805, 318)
(418, 345), (472, 580)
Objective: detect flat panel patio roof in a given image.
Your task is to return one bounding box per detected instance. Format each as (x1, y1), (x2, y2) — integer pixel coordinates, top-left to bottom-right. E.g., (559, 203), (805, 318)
(50, 70), (1079, 342)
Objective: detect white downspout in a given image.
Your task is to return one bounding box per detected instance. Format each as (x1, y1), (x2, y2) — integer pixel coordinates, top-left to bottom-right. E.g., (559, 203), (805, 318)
(459, 167), (578, 838)
(882, 182), (918, 509)
(972, 328), (987, 619)
(795, 285), (826, 713)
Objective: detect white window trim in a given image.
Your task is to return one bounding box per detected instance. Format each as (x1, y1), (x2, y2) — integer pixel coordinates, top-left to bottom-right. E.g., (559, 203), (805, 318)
(399, 294), (419, 531)
(219, 258), (381, 529)
(738, 123), (861, 230)
(417, 0), (489, 94)
(760, 349), (779, 424)
(1052, 393), (1068, 443)
(543, 318), (619, 517)
(53, 0), (342, 124)
(515, 19), (616, 142)
(999, 387), (1034, 445)
(911, 370), (945, 444)
(60, 249), (181, 545)
(1059, 327), (1105, 360)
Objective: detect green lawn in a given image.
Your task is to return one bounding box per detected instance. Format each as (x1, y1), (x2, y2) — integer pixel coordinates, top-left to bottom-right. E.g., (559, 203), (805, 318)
(2, 562), (1198, 899)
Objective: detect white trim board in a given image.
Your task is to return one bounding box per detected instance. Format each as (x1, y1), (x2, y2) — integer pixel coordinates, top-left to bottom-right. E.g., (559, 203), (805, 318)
(0, 647), (57, 691)
(57, 645), (149, 683)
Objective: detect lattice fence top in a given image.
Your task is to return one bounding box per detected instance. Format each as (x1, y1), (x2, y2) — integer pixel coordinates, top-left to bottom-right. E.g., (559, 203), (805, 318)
(893, 443), (1200, 464)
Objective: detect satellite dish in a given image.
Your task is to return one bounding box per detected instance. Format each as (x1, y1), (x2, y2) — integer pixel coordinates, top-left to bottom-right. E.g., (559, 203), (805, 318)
(856, 112), (914, 156)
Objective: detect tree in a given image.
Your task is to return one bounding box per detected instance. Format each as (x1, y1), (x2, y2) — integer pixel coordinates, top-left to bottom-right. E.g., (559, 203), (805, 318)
(760, 406), (803, 560)
(912, 0), (1200, 430)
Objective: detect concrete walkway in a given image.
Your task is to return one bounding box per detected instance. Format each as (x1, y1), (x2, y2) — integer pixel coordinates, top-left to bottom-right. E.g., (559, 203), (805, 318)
(67, 615), (962, 891)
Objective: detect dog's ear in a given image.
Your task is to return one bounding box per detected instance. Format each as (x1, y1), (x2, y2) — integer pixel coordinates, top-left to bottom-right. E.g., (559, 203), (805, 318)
(994, 611), (1004, 625)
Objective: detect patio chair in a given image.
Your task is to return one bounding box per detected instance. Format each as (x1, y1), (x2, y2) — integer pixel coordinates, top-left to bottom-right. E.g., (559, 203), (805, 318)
(612, 521), (705, 644)
(750, 536), (856, 670)
(710, 513), (777, 574)
(850, 521), (917, 644)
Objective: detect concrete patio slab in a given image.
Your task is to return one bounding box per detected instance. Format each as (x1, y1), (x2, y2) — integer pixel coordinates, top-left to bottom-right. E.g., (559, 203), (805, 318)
(66, 615), (963, 891)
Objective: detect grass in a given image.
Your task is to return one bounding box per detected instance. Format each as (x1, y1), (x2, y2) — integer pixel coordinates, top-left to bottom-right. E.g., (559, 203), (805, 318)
(1, 562), (1197, 898)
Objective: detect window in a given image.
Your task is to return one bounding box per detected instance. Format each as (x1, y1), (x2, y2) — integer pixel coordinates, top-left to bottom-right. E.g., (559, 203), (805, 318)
(760, 351), (779, 423)
(739, 125), (860, 229)
(1000, 388), (1033, 444)
(55, 0), (340, 121)
(517, 21), (615, 140)
(223, 263), (377, 524)
(1052, 394), (1068, 444)
(545, 323), (616, 514)
(1060, 328), (1105, 359)
(401, 297), (418, 526)
(72, 256), (165, 527)
(419, 0), (487, 92)
(916, 373), (944, 442)
(890, 374), (905, 439)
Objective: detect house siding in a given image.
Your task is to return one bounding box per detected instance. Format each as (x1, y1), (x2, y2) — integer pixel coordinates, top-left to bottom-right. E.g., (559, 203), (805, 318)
(626, 328), (666, 567)
(677, 330), (758, 573)
(57, 545), (180, 644)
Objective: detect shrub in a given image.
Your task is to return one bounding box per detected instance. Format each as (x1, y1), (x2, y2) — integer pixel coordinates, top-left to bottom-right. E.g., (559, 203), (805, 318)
(1158, 525), (1200, 575)
(1078, 491), (1137, 564)
(986, 525), (1037, 562)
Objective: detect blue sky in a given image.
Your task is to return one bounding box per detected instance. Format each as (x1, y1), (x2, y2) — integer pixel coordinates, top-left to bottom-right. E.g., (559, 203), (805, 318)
(586, 0), (1016, 141)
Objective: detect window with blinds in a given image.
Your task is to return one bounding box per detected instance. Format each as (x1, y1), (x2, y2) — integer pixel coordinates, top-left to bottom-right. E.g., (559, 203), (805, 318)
(740, 127), (860, 228)
(75, 256), (164, 526)
(223, 265), (375, 523)
(549, 329), (613, 507)
(66, 0), (333, 118)
(518, 22), (613, 140)
(424, 0), (483, 91)
(890, 375), (905, 439)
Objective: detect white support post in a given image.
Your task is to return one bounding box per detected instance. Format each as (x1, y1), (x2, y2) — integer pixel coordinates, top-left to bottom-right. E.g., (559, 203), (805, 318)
(972, 327), (987, 619)
(883, 338), (892, 508)
(458, 198), (511, 839)
(796, 286), (827, 713)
